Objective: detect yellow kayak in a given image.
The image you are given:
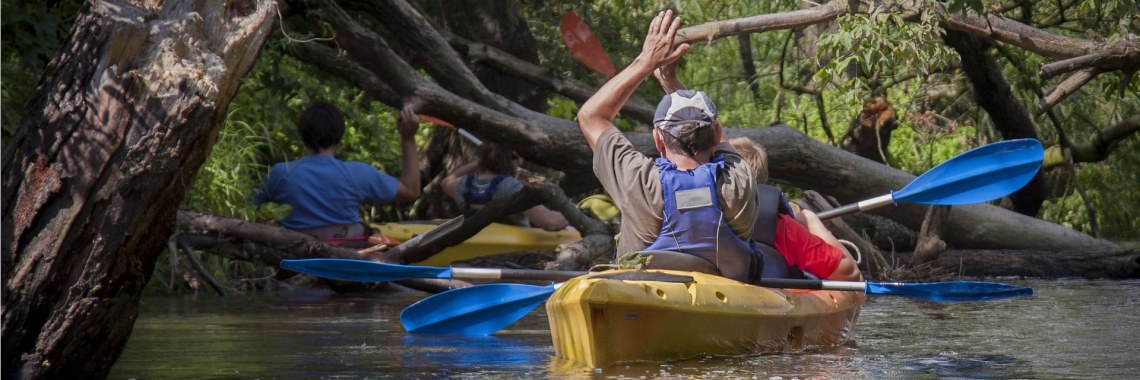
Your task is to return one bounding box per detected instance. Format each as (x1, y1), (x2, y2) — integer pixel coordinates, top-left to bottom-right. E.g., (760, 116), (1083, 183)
(374, 220), (581, 266)
(545, 269), (866, 367)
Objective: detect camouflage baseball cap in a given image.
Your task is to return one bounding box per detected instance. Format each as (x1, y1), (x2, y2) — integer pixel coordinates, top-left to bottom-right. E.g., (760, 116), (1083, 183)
(652, 89), (718, 137)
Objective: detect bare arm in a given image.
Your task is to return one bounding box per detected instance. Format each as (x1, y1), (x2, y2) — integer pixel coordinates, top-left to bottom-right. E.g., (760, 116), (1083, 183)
(441, 161), (479, 200)
(797, 210), (862, 281)
(653, 60), (686, 93)
(524, 205), (569, 231)
(394, 104), (422, 202)
(577, 10), (690, 150)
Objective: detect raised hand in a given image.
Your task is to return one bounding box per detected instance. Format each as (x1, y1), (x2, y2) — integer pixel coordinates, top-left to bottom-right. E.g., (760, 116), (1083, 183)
(396, 103), (419, 139)
(639, 10), (690, 73)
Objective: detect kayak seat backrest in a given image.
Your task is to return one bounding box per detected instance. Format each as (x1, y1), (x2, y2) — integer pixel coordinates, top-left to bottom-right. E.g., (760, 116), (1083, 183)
(636, 250), (722, 276)
(590, 271), (694, 283)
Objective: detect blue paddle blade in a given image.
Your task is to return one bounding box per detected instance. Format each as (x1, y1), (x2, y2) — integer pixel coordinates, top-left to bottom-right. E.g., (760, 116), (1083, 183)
(401, 283), (556, 336)
(279, 258), (450, 282)
(894, 139), (1043, 205)
(865, 281), (1033, 302)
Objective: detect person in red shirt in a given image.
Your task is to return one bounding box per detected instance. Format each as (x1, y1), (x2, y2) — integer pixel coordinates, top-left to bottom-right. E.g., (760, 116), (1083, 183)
(726, 135), (862, 281)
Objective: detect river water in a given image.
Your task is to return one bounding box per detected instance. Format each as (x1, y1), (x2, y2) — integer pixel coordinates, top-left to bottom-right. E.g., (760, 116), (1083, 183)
(110, 278), (1139, 379)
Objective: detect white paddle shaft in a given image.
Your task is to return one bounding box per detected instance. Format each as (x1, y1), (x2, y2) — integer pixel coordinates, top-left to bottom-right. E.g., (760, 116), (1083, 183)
(856, 194), (895, 212)
(450, 267), (504, 280)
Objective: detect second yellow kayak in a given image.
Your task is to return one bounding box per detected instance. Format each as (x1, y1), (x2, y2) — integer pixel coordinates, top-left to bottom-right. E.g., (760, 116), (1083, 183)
(375, 220), (581, 266)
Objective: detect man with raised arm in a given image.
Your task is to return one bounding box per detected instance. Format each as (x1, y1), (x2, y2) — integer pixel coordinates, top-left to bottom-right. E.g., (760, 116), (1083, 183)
(577, 10), (861, 284)
(575, 10), (763, 283)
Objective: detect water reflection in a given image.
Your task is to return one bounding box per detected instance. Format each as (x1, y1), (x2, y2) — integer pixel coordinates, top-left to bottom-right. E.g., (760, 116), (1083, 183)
(894, 353), (1034, 379)
(399, 333), (551, 371)
(110, 279), (1140, 379)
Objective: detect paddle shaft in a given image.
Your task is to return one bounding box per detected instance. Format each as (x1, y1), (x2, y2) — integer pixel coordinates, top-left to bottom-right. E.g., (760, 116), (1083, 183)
(757, 278), (867, 292)
(283, 259), (868, 291)
(285, 259), (1030, 302)
(451, 267), (587, 282)
(816, 194), (894, 220)
(456, 267), (870, 292)
(455, 128), (483, 146)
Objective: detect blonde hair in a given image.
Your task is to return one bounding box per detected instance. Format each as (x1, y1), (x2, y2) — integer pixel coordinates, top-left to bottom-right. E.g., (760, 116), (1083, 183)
(729, 137), (768, 184)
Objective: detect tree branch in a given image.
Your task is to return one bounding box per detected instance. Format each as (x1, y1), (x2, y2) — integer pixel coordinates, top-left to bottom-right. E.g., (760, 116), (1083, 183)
(379, 168), (612, 269)
(285, 42), (401, 106)
(1068, 114), (1140, 165)
(676, 2), (848, 44)
(942, 28), (1047, 216)
(1044, 50), (1140, 79)
(445, 33), (656, 122)
(355, 0), (521, 116)
(1036, 68), (1101, 116)
(177, 210), (471, 292)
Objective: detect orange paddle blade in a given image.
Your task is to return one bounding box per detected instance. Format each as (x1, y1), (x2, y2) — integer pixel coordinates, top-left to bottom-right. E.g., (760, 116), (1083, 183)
(417, 114), (455, 129)
(560, 11), (616, 77)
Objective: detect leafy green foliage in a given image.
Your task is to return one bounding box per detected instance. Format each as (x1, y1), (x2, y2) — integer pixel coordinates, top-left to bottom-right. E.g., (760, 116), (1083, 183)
(1041, 136), (1140, 240)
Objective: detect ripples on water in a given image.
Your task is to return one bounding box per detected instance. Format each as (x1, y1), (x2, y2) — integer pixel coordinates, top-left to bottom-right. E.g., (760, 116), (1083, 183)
(110, 279), (1139, 379)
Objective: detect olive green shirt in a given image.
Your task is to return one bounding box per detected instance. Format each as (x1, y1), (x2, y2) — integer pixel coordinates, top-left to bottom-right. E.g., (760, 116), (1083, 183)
(592, 128), (759, 255)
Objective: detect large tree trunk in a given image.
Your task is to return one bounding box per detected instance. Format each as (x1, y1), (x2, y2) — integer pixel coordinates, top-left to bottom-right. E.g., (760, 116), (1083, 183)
(175, 211), (465, 293)
(0, 0), (276, 378)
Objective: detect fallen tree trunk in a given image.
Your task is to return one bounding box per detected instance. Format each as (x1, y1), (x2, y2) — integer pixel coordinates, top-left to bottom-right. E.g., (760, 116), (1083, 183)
(176, 211), (466, 293)
(890, 249), (1140, 278)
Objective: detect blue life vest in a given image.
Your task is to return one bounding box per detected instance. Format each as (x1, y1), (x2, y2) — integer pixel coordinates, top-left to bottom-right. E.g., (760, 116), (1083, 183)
(461, 174), (524, 225)
(644, 155), (764, 284)
(462, 174), (508, 210)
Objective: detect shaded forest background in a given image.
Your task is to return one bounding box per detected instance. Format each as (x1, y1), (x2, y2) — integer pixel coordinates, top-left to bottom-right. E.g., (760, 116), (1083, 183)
(3, 0), (1138, 295)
